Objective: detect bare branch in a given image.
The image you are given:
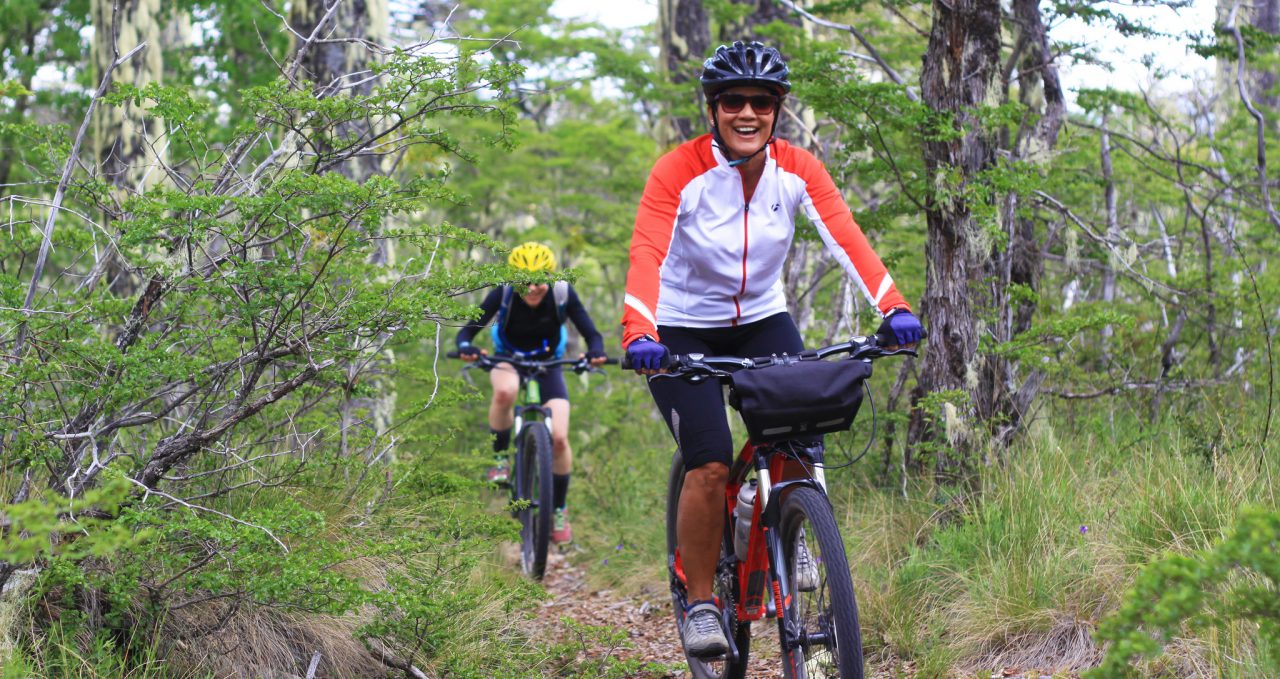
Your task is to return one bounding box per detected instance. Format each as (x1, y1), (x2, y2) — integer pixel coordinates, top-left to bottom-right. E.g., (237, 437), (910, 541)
(1032, 190), (1181, 298)
(12, 42), (148, 359)
(774, 0), (920, 102)
(1227, 1), (1280, 235)
(126, 477), (288, 551)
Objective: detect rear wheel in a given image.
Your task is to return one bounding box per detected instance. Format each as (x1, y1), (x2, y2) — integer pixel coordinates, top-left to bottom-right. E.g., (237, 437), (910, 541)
(515, 423), (554, 580)
(777, 486), (863, 679)
(666, 451), (750, 679)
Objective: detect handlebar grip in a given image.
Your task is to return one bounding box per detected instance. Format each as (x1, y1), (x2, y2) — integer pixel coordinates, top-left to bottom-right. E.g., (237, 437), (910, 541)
(603, 357), (620, 365)
(620, 355), (632, 370)
(446, 350), (459, 359)
(872, 326), (929, 347)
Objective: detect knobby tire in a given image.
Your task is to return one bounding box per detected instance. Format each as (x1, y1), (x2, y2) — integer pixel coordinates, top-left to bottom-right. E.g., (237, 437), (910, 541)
(516, 423), (554, 580)
(778, 486), (864, 679)
(666, 451), (750, 679)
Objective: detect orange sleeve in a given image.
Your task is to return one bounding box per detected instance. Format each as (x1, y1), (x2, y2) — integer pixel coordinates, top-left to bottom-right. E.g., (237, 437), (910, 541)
(787, 144), (909, 316)
(622, 159), (679, 348)
(621, 140), (712, 348)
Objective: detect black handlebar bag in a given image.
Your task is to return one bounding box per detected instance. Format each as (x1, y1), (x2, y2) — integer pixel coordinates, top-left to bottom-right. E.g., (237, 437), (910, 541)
(728, 358), (873, 443)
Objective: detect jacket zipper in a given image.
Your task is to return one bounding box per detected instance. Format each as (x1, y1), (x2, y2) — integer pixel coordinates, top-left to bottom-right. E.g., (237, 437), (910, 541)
(732, 203), (749, 326)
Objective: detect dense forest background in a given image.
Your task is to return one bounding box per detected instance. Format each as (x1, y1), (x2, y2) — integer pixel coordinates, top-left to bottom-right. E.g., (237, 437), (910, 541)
(0, 0), (1277, 676)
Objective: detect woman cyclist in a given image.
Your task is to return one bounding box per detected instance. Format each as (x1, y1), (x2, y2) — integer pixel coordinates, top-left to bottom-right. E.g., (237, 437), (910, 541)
(457, 242), (608, 544)
(621, 41), (923, 657)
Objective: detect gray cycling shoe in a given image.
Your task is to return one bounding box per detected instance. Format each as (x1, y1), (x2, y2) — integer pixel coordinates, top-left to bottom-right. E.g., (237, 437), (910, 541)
(794, 530), (819, 593)
(682, 601), (729, 658)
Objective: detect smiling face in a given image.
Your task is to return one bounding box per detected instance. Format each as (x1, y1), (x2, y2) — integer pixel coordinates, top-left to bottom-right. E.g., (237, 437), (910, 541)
(709, 85), (780, 161)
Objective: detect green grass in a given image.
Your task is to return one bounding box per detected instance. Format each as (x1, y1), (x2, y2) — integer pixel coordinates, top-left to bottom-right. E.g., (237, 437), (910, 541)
(17, 327), (1271, 677)
(554, 378), (1277, 677)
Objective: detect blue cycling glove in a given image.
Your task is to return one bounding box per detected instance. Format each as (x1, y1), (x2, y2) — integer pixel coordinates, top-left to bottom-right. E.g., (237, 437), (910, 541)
(876, 309), (923, 346)
(626, 337), (670, 371)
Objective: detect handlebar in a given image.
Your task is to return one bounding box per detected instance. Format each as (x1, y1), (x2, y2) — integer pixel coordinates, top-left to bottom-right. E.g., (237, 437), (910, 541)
(446, 351), (617, 375)
(621, 331), (925, 374)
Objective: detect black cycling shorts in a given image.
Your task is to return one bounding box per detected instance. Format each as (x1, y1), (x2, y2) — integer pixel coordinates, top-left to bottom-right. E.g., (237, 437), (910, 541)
(495, 356), (568, 403)
(648, 313), (805, 471)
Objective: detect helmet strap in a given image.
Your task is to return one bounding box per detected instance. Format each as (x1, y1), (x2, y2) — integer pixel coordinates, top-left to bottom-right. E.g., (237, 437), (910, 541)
(709, 103), (781, 168)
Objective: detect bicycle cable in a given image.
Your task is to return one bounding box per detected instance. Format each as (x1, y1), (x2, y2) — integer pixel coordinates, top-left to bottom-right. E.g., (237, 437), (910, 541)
(790, 380), (876, 473)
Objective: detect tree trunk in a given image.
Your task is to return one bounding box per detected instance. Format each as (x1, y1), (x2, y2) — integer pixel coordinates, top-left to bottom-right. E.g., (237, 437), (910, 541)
(91, 0), (167, 296)
(658, 0), (711, 146)
(907, 0), (1002, 481)
(984, 0), (1062, 447)
(290, 0), (397, 456)
(1255, 0), (1280, 112)
(1216, 0), (1279, 120)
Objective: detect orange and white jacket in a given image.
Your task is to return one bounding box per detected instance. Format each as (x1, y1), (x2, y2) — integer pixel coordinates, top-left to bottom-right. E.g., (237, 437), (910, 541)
(622, 135), (909, 348)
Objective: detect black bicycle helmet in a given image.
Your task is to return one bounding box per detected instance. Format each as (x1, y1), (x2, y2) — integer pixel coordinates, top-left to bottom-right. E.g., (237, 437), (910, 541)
(700, 41), (791, 97)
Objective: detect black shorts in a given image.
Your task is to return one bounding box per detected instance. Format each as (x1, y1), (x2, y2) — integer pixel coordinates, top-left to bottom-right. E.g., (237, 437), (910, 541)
(648, 313), (805, 471)
(495, 356), (568, 404)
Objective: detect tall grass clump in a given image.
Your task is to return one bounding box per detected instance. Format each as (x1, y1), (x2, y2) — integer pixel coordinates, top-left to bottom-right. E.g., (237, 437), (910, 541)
(838, 395), (1276, 677)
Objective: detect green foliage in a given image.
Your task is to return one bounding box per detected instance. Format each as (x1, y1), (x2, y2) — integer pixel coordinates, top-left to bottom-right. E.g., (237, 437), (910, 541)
(1, 474), (150, 565)
(1048, 0), (1164, 38)
(4, 0), (1279, 675)
(1088, 508), (1280, 678)
(1189, 24), (1280, 60)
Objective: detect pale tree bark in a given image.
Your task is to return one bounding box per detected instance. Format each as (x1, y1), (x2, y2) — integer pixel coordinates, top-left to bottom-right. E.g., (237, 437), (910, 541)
(658, 0), (711, 146)
(1217, 0), (1279, 113)
(91, 0), (168, 296)
(906, 0), (1002, 480)
(290, 0), (397, 462)
(1254, 0), (1280, 113)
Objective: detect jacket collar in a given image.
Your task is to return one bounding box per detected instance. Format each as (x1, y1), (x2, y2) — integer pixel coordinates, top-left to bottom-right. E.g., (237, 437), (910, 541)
(709, 135), (774, 171)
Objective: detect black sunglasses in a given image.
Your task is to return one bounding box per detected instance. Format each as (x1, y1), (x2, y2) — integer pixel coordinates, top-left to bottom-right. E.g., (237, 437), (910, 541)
(715, 93), (780, 115)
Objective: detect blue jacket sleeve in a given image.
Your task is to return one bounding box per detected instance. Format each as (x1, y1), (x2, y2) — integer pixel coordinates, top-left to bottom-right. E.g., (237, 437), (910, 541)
(455, 287), (503, 348)
(565, 285), (605, 354)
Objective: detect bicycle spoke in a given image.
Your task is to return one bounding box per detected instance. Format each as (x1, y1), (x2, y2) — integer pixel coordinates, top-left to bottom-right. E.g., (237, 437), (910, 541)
(779, 486), (864, 679)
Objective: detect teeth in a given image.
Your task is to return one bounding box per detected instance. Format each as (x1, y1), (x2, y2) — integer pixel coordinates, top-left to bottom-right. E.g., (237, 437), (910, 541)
(734, 127), (758, 134)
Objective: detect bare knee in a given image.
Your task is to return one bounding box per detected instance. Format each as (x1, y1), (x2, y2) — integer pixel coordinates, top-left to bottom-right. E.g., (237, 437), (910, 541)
(492, 386), (517, 410)
(686, 462), (729, 493)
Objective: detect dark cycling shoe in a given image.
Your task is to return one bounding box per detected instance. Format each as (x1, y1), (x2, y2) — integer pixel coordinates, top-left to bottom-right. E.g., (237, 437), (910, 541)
(682, 601), (729, 658)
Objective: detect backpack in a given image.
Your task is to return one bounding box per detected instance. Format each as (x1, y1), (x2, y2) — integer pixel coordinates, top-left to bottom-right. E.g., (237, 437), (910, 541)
(492, 281), (570, 357)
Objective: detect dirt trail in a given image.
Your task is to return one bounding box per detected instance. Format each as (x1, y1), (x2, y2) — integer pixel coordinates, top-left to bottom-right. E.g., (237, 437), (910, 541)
(532, 550), (785, 677)
(530, 550), (934, 678)
(529, 552), (1070, 679)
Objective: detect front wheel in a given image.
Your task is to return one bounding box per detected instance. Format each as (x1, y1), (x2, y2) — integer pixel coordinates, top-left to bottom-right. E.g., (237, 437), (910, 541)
(666, 450), (750, 679)
(514, 423), (554, 580)
(778, 486), (864, 679)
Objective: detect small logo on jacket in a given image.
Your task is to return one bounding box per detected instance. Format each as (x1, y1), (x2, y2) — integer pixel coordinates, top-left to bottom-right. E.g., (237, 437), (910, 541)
(771, 203), (780, 211)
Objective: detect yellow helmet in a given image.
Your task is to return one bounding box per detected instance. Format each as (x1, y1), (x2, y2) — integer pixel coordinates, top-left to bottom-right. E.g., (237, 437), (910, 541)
(508, 242), (556, 273)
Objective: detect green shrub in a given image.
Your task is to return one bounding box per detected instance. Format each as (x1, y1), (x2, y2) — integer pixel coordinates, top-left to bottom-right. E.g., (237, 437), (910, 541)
(1087, 507), (1280, 678)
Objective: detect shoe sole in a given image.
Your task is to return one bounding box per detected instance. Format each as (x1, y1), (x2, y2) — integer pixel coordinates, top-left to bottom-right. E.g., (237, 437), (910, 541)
(686, 643), (729, 659)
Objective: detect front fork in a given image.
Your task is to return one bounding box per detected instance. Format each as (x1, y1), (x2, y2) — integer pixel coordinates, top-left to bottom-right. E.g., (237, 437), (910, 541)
(756, 451), (826, 656)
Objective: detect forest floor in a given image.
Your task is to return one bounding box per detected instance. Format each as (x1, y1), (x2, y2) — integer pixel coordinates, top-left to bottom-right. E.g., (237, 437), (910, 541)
(527, 550), (1079, 679)
(530, 549), (786, 677)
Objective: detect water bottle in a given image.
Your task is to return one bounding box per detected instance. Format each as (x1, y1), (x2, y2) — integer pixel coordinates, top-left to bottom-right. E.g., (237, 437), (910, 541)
(733, 479), (758, 561)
